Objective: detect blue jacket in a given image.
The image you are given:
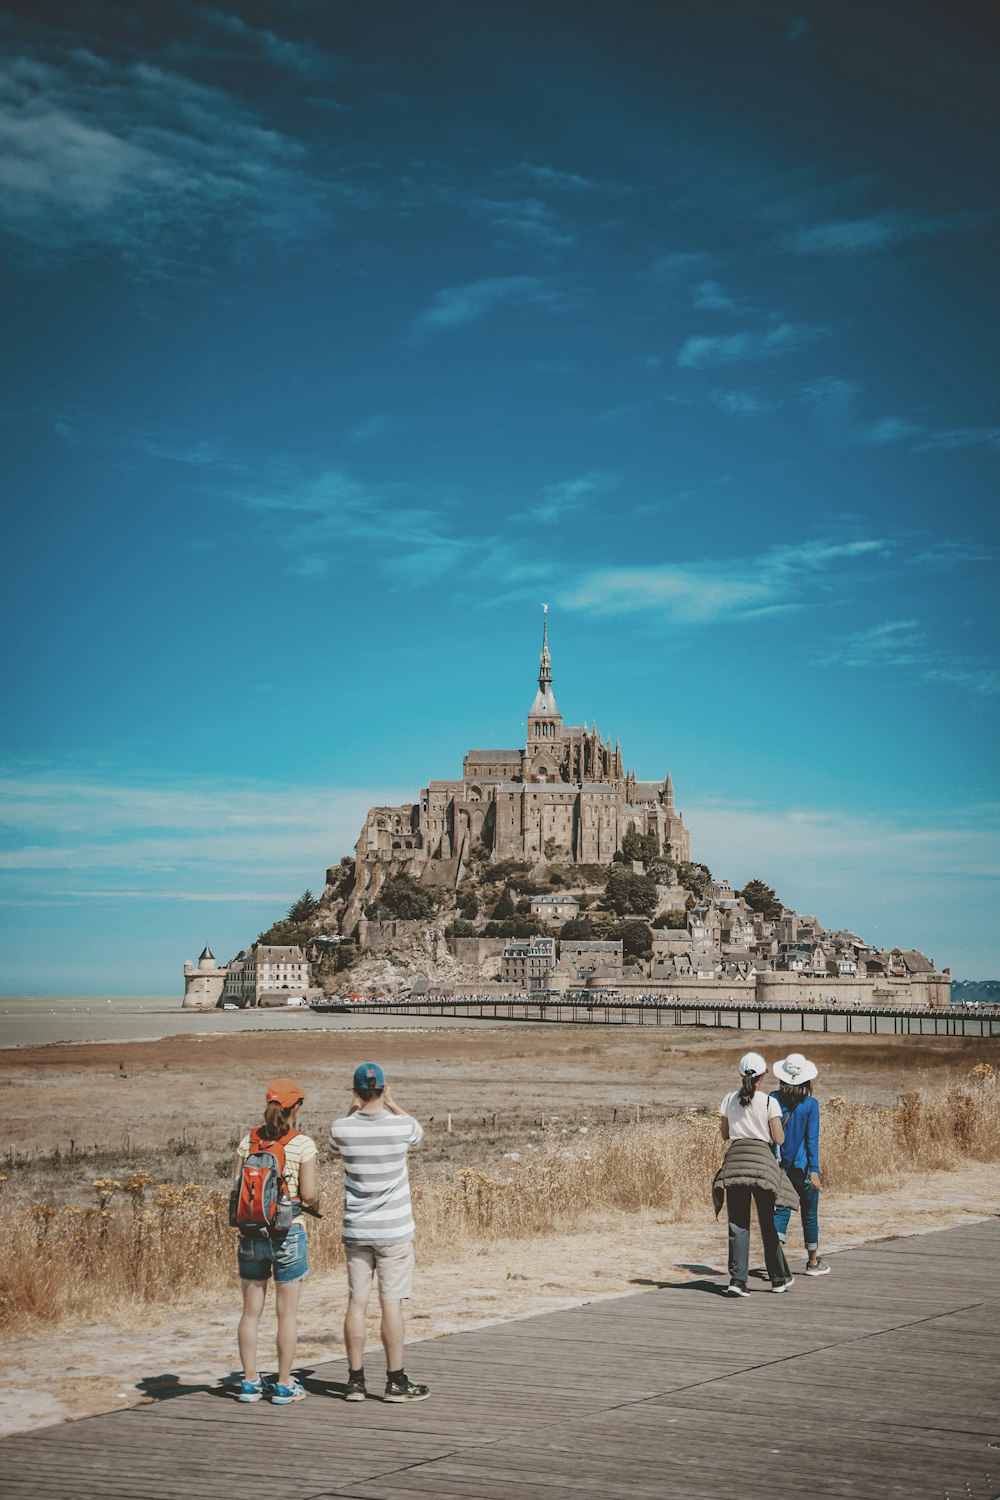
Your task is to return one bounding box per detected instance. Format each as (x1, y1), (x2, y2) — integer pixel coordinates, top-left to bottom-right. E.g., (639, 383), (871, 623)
(770, 1091), (820, 1173)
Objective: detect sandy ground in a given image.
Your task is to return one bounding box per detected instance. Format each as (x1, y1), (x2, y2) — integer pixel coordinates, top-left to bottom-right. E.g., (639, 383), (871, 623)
(4, 1023), (998, 1162)
(2, 1014), (997, 1439)
(2, 1162), (996, 1439)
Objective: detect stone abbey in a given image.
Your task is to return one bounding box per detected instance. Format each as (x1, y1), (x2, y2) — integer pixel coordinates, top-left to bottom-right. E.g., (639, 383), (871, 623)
(351, 609), (691, 906)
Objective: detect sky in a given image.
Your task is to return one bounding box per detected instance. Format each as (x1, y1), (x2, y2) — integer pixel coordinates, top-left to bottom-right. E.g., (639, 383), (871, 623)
(1, 0), (998, 994)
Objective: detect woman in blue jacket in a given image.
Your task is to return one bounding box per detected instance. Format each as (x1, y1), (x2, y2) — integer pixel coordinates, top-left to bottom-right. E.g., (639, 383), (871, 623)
(771, 1053), (831, 1277)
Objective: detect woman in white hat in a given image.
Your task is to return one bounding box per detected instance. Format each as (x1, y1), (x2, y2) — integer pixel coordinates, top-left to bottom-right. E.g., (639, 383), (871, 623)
(713, 1052), (795, 1296)
(771, 1053), (830, 1276)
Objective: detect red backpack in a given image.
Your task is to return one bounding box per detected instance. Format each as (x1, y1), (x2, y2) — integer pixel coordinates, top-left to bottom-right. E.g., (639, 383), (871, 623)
(229, 1128), (299, 1240)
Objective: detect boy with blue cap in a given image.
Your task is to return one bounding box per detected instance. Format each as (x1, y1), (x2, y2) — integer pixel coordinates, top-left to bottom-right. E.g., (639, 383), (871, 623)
(328, 1062), (428, 1402)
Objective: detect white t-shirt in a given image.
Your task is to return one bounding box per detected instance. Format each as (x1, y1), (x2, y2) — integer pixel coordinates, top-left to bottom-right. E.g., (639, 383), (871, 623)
(720, 1088), (781, 1143)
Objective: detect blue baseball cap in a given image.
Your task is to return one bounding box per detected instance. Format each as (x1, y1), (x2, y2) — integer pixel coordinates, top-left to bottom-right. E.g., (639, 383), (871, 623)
(353, 1062), (385, 1092)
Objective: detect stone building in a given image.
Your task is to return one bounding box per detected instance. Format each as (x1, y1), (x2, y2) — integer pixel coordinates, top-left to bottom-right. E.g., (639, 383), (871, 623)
(222, 943), (311, 1007)
(345, 610), (691, 921)
(182, 946), (227, 1009)
(559, 938), (624, 983)
(501, 936), (557, 990)
(530, 893), (581, 925)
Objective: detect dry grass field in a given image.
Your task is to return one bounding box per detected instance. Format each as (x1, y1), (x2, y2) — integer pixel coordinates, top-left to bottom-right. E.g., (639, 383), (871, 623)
(1, 1022), (998, 1435)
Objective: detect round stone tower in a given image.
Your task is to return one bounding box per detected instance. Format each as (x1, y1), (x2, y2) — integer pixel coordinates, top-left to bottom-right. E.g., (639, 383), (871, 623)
(182, 946), (226, 1009)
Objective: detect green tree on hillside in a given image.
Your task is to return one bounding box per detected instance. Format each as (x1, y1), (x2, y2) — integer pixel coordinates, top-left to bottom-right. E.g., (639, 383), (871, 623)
(677, 862), (712, 899)
(607, 919), (654, 962)
(287, 889), (320, 924)
(737, 878), (783, 920)
(372, 875), (437, 921)
(605, 866), (658, 918)
(621, 828), (660, 865)
(456, 887), (479, 918)
(490, 885), (516, 920)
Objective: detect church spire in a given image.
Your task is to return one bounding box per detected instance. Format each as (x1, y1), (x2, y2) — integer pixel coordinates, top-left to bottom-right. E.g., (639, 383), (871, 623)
(527, 604), (561, 744)
(539, 603), (552, 690)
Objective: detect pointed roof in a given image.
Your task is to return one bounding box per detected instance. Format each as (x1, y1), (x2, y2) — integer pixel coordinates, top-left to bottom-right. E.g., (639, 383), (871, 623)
(529, 605), (561, 718)
(199, 946), (215, 962)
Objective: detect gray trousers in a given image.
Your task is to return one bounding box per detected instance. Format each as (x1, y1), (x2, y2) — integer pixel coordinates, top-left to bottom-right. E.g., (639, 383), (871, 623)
(726, 1185), (790, 1284)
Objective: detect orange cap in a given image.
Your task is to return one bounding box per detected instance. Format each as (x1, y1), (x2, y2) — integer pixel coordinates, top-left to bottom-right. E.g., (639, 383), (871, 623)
(266, 1077), (305, 1109)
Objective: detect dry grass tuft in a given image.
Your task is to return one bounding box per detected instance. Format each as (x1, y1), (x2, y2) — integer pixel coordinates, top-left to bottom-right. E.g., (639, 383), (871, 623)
(1, 1072), (996, 1333)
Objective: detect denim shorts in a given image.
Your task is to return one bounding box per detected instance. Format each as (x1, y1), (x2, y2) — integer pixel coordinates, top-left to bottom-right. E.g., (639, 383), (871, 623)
(237, 1223), (309, 1284)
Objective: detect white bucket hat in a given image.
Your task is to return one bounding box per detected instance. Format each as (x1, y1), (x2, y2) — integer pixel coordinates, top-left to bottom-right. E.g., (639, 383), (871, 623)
(773, 1052), (818, 1085)
(738, 1051), (768, 1077)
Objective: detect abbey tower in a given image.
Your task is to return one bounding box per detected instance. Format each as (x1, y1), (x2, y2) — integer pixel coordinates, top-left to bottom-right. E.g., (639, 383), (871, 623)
(344, 611), (691, 921)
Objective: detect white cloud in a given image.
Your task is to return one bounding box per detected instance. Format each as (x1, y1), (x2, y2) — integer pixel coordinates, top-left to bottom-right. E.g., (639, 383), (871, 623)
(508, 163), (597, 192)
(691, 279), (743, 313)
(529, 471), (620, 524)
(411, 276), (573, 333)
(651, 251), (716, 280)
(0, 771), (411, 900)
(781, 209), (989, 256)
(677, 321), (829, 368)
(855, 416), (924, 446)
(709, 389), (777, 416)
(815, 620), (1000, 699)
(912, 426), (1000, 454)
(558, 537), (890, 622)
(0, 46), (327, 269)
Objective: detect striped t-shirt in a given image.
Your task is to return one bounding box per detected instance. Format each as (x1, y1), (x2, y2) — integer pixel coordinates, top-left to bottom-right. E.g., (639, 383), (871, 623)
(328, 1109), (424, 1244)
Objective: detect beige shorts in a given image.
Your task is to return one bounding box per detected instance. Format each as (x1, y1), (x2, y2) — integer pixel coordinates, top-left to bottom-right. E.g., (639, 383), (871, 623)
(345, 1239), (415, 1302)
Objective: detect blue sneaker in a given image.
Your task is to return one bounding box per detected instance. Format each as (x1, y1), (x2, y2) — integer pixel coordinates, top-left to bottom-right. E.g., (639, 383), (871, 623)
(270, 1378), (306, 1405)
(236, 1377), (265, 1403)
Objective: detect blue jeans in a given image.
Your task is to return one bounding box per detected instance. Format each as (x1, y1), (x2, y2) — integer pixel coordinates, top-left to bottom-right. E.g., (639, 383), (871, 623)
(773, 1165), (820, 1252)
(237, 1223), (309, 1283)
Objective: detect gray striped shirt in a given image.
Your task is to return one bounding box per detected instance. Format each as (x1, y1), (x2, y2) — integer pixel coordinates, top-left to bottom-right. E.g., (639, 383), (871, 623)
(328, 1108), (424, 1244)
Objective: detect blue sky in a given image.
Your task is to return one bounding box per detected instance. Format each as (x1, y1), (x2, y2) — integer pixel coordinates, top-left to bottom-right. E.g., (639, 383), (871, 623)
(1, 0), (997, 993)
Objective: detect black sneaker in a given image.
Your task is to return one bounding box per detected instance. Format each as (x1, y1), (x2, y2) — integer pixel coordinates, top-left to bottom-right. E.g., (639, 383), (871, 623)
(726, 1279), (750, 1297)
(344, 1373), (367, 1402)
(384, 1374), (430, 1402)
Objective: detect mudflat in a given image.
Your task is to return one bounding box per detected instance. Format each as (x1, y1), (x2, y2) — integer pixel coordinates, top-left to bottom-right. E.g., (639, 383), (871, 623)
(2, 1005), (997, 1159)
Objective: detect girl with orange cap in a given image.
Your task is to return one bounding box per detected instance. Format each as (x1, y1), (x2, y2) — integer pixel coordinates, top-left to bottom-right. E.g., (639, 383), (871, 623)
(234, 1077), (319, 1404)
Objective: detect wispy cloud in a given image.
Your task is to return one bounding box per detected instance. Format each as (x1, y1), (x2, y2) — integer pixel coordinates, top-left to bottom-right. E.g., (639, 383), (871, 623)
(691, 279), (745, 313)
(781, 209), (989, 256)
(0, 770), (410, 907)
(709, 389), (777, 416)
(855, 416), (925, 446)
(194, 8), (326, 76)
(0, 47), (327, 269)
(411, 276), (573, 334)
(677, 321), (829, 369)
(912, 426), (1000, 453)
(651, 251), (716, 281)
(558, 537), (891, 622)
(523, 471), (620, 525)
(786, 17), (811, 42)
(816, 620), (1000, 699)
(507, 163), (597, 192)
(464, 196), (575, 249)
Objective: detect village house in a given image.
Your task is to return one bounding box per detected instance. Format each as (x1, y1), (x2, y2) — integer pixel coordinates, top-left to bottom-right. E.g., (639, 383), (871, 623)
(530, 892), (581, 925)
(222, 943), (311, 1007)
(500, 937), (557, 990)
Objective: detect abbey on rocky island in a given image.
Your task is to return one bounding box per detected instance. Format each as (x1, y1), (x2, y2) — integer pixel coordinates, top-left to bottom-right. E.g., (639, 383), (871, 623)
(349, 610), (690, 911)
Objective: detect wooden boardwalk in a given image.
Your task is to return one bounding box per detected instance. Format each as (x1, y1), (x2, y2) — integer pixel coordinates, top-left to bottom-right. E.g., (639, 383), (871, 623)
(3, 1219), (997, 1500)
